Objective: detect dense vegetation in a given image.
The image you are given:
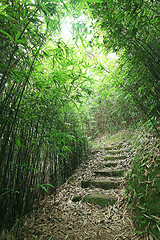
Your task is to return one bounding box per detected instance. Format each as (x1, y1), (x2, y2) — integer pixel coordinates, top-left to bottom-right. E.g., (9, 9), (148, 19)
(0, 0), (159, 238)
(86, 0), (160, 135)
(0, 0), (89, 230)
(126, 130), (160, 238)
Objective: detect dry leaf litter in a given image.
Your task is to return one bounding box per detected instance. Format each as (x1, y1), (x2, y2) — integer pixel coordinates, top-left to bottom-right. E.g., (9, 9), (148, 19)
(19, 141), (144, 240)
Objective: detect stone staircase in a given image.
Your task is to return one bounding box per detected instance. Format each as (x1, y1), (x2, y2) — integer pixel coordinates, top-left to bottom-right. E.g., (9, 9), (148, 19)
(72, 142), (130, 207)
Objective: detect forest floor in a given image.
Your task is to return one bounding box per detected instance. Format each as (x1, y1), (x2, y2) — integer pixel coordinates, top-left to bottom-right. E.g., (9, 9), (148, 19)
(16, 133), (145, 240)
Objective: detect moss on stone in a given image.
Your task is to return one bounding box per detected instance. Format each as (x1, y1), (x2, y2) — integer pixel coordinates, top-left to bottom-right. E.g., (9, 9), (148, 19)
(104, 155), (127, 160)
(83, 194), (116, 207)
(102, 161), (118, 167)
(107, 149), (129, 155)
(105, 144), (123, 150)
(72, 195), (82, 202)
(94, 169), (124, 177)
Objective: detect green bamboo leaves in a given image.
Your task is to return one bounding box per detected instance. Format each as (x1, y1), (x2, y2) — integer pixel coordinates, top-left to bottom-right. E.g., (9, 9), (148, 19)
(0, 4), (12, 19)
(1, 188), (19, 197)
(0, 1), (88, 232)
(0, 29), (14, 42)
(38, 184), (55, 193)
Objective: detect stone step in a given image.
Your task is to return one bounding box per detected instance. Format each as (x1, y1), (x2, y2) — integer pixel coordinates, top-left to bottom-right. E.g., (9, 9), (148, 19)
(107, 149), (129, 155)
(102, 161), (118, 167)
(105, 146), (117, 150)
(84, 194), (116, 207)
(104, 155), (127, 161)
(93, 169), (124, 177)
(105, 145), (122, 151)
(105, 143), (124, 150)
(81, 179), (121, 190)
(72, 195), (82, 202)
(72, 194), (116, 207)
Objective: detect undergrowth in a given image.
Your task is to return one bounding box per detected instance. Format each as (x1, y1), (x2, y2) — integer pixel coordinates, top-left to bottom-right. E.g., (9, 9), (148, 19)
(126, 129), (160, 239)
(89, 129), (133, 149)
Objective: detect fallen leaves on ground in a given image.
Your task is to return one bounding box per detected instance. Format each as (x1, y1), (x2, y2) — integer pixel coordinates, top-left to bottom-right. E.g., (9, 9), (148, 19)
(16, 143), (144, 239)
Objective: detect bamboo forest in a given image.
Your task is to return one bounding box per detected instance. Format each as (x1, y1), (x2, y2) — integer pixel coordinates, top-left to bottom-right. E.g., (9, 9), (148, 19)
(0, 0), (160, 239)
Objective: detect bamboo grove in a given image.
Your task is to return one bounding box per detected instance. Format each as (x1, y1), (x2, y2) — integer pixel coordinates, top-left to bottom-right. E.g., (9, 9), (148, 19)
(0, 0), (89, 230)
(0, 0), (160, 234)
(88, 0), (160, 135)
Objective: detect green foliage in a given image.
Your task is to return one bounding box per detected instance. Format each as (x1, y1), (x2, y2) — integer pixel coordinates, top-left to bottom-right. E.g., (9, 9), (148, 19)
(0, 37), (89, 229)
(37, 183), (55, 193)
(0, 0), (159, 237)
(83, 0), (160, 136)
(79, 48), (141, 137)
(0, 0), (89, 232)
(1, 188), (19, 197)
(126, 133), (160, 238)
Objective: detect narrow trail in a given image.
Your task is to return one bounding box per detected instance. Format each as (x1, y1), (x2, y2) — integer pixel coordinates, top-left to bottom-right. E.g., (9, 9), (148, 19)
(21, 140), (143, 240)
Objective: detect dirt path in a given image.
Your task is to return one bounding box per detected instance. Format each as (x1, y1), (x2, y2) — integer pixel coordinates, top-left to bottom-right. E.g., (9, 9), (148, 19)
(20, 141), (143, 240)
